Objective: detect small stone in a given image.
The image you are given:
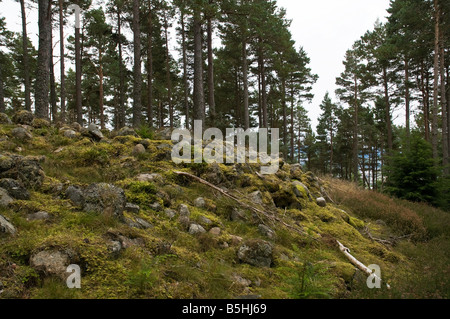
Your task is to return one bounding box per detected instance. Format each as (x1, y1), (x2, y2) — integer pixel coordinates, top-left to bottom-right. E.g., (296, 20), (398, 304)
(27, 211), (50, 221)
(231, 208), (248, 222)
(178, 215), (191, 228)
(125, 203), (140, 214)
(109, 241), (122, 255)
(138, 140), (151, 149)
(0, 214), (16, 235)
(0, 178), (30, 200)
(229, 235), (243, 246)
(0, 113), (12, 124)
(11, 127), (32, 140)
(249, 191), (263, 205)
(258, 224), (276, 239)
(29, 249), (76, 279)
(135, 173), (163, 184)
(179, 204), (190, 217)
(164, 209), (177, 219)
(63, 130), (77, 138)
(198, 215), (212, 226)
(149, 202), (162, 212)
(65, 185), (85, 207)
(87, 123), (104, 141)
(0, 188), (14, 208)
(132, 144), (146, 156)
(189, 223), (206, 235)
(117, 126), (138, 137)
(237, 240), (273, 268)
(71, 122), (82, 132)
(125, 217), (152, 229)
(316, 197), (327, 207)
(194, 197), (206, 208)
(209, 227), (221, 236)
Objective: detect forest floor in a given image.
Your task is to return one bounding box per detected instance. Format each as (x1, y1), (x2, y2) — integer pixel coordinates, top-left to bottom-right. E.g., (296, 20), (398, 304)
(0, 111), (449, 299)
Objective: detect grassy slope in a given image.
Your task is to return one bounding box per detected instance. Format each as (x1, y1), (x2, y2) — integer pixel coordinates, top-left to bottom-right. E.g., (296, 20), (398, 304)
(0, 122), (449, 299)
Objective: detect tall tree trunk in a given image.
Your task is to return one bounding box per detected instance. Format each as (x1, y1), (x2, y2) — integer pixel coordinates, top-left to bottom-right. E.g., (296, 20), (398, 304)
(180, 10), (189, 129)
(290, 84), (295, 162)
(117, 10), (125, 129)
(75, 1), (82, 125)
(193, 8), (205, 122)
(281, 77), (287, 158)
(20, 0), (31, 111)
(58, 0), (66, 122)
(207, 16), (215, 124)
(353, 75), (359, 183)
(163, 10), (173, 128)
(132, 0), (142, 128)
(432, 0), (440, 161)
(405, 58), (411, 145)
(0, 59), (4, 113)
(440, 32), (448, 174)
(147, 0), (153, 127)
(383, 67), (393, 152)
(242, 38), (249, 130)
(99, 48), (104, 129)
(35, 0), (51, 120)
(258, 40), (267, 128)
(49, 26), (57, 122)
(420, 60), (430, 142)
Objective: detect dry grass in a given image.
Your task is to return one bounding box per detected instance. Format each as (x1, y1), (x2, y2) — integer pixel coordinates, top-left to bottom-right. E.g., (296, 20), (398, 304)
(324, 178), (427, 240)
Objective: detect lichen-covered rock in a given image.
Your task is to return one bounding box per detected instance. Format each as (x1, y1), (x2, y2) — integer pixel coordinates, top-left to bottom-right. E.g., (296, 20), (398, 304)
(132, 144), (146, 156)
(63, 130), (77, 139)
(316, 197), (327, 207)
(0, 113), (12, 125)
(117, 126), (138, 137)
(258, 224), (276, 240)
(292, 181), (312, 200)
(31, 118), (50, 128)
(11, 127), (32, 141)
(194, 197), (206, 208)
(87, 123), (104, 141)
(0, 214), (16, 235)
(125, 217), (152, 229)
(237, 240), (273, 268)
(65, 185), (85, 207)
(0, 178), (30, 200)
(29, 249), (78, 278)
(12, 110), (34, 125)
(154, 127), (172, 140)
(82, 183), (126, 219)
(179, 204), (190, 217)
(0, 187), (14, 208)
(0, 155), (45, 189)
(26, 211), (50, 221)
(125, 202), (140, 214)
(249, 191), (263, 205)
(135, 173), (163, 184)
(189, 223), (206, 235)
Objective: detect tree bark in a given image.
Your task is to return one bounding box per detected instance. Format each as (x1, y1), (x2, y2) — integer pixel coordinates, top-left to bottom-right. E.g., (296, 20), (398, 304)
(58, 0), (66, 123)
(193, 8), (205, 123)
(163, 9), (173, 128)
(258, 40), (267, 128)
(35, 0), (51, 120)
(117, 9), (125, 129)
(353, 75), (359, 183)
(99, 48), (104, 129)
(404, 58), (411, 145)
(440, 32), (448, 174)
(243, 38), (249, 130)
(0, 59), (4, 113)
(75, 2), (82, 125)
(147, 0), (153, 127)
(207, 16), (215, 123)
(382, 67), (393, 152)
(132, 0), (142, 128)
(49, 25), (57, 122)
(20, 0), (31, 111)
(432, 0), (440, 161)
(180, 9), (189, 129)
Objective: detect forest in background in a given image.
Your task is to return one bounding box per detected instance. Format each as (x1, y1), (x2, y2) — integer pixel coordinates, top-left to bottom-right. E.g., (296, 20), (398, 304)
(0, 0), (449, 210)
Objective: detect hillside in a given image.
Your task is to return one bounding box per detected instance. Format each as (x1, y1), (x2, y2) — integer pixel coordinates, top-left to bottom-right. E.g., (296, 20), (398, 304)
(0, 111), (449, 299)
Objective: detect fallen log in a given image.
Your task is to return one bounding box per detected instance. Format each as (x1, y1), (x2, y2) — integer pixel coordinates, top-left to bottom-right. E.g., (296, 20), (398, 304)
(336, 240), (391, 289)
